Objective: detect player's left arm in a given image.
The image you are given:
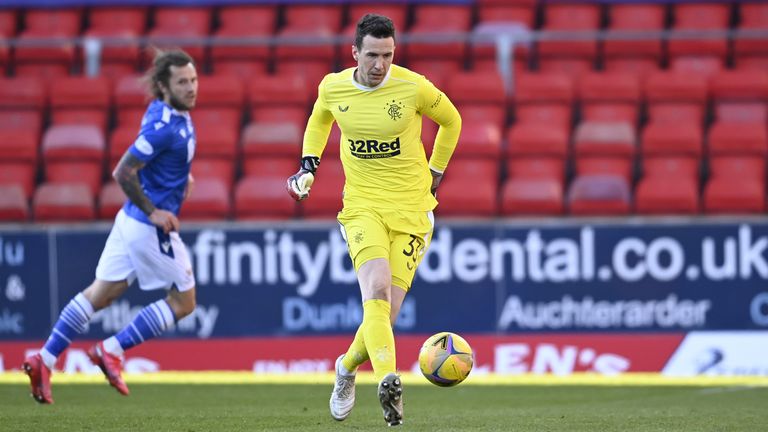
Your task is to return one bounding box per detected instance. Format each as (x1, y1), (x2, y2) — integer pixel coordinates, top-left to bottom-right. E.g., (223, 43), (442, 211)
(419, 78), (462, 195)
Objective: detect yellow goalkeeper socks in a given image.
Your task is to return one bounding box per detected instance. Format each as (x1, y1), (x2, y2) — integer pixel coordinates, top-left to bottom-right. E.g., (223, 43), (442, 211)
(341, 326), (369, 373)
(361, 299), (396, 381)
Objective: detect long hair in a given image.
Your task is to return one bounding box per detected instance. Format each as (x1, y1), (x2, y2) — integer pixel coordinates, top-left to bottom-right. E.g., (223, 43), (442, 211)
(354, 14), (395, 50)
(146, 49), (194, 100)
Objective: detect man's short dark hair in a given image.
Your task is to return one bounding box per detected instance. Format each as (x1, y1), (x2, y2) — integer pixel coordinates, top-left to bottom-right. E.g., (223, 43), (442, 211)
(147, 49), (194, 99)
(354, 14), (395, 49)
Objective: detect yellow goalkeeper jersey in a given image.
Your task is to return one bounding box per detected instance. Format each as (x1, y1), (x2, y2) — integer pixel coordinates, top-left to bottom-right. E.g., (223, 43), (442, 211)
(302, 64), (462, 211)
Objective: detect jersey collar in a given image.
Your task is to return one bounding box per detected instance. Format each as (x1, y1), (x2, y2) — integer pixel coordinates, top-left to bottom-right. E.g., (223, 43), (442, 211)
(351, 66), (392, 91)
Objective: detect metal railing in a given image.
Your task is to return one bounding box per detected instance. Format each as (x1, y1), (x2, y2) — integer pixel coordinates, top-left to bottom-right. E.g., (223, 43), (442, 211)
(4, 27), (767, 91)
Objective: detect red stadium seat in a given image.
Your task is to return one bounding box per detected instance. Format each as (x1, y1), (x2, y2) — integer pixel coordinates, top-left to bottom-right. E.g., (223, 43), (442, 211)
(734, 3), (768, 69)
(514, 73), (573, 128)
(453, 122), (503, 159)
(0, 129), (40, 165)
(42, 124), (104, 161)
(0, 76), (46, 113)
(471, 1), (534, 71)
(241, 122), (302, 163)
(195, 75), (245, 111)
(406, 5), (472, 64)
(710, 70), (768, 123)
(212, 6), (276, 68)
(97, 181), (125, 220)
(42, 125), (105, 195)
(15, 9), (81, 76)
(194, 120), (239, 160)
(506, 123), (569, 159)
(191, 159), (235, 189)
(645, 71), (709, 113)
(709, 156), (765, 180)
(506, 158), (565, 184)
(568, 175), (632, 216)
(641, 121), (703, 158)
(575, 157), (634, 184)
(50, 76), (111, 131)
(642, 157), (699, 180)
(0, 10), (16, 38)
(114, 75), (149, 126)
(647, 104), (704, 124)
(448, 70), (507, 106)
(715, 103), (768, 124)
(514, 73), (574, 124)
(436, 160), (498, 217)
(0, 163), (36, 200)
(284, 4), (342, 32)
(180, 178), (231, 221)
(603, 4), (665, 77)
(710, 70), (768, 102)
(274, 26), (337, 64)
(0, 184), (29, 222)
(193, 108), (241, 135)
(0, 111), (43, 142)
(0, 128), (39, 198)
(250, 106), (306, 131)
(89, 7), (146, 33)
(248, 75), (310, 111)
(573, 121), (636, 159)
(241, 157), (295, 179)
(272, 61), (329, 98)
(635, 177), (699, 215)
(538, 4), (600, 76)
(500, 177), (564, 216)
(703, 177), (765, 214)
(85, 8), (146, 74)
(404, 60), (462, 90)
(703, 155), (766, 214)
(33, 182), (95, 222)
(146, 7), (211, 65)
(668, 4), (730, 77)
(708, 122), (768, 157)
(212, 60), (269, 80)
(108, 125), (137, 167)
(234, 175), (297, 220)
(579, 72), (641, 124)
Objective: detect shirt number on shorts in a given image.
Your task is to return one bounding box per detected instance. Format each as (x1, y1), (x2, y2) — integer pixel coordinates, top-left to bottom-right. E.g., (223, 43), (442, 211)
(402, 235), (425, 270)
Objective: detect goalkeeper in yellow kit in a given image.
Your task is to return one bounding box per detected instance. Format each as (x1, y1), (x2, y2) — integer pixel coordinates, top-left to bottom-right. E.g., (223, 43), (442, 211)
(286, 13), (461, 427)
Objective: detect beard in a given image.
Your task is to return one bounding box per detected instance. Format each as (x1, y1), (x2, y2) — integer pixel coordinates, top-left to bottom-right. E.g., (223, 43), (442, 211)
(168, 92), (194, 111)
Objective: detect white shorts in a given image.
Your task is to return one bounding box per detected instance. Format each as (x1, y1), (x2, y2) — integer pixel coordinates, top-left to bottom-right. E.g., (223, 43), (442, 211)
(95, 209), (195, 291)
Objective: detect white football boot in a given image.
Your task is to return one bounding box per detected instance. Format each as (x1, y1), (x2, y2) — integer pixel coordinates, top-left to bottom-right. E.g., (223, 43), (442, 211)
(329, 355), (356, 421)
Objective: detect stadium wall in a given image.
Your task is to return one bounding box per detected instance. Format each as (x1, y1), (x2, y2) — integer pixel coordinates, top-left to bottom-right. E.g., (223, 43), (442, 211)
(1, 220), (767, 376)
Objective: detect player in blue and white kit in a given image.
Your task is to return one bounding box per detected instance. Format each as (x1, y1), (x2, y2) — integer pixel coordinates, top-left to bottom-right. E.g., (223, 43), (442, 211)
(23, 50), (199, 404)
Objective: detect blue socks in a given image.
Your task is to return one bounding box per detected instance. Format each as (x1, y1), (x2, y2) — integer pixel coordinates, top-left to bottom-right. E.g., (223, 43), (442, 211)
(114, 299), (176, 351)
(40, 295), (176, 369)
(41, 293), (94, 369)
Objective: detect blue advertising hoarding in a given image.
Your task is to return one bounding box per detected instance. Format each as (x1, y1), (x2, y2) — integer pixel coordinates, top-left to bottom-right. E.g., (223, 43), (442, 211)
(2, 221), (768, 341)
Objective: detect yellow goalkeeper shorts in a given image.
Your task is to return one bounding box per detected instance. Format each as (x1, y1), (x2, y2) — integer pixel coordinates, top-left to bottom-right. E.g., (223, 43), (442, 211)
(337, 207), (434, 291)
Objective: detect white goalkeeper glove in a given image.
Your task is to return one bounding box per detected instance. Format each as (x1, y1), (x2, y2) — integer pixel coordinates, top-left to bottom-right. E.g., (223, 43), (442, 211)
(286, 156), (320, 201)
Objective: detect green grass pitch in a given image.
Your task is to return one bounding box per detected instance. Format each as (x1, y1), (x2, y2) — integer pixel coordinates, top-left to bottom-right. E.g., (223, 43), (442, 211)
(2, 377), (767, 431)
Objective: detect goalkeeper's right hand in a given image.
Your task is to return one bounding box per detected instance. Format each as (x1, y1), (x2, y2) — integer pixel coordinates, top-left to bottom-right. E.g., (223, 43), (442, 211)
(286, 156), (320, 201)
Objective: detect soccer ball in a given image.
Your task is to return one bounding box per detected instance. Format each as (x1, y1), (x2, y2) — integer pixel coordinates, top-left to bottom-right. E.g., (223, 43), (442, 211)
(418, 332), (473, 387)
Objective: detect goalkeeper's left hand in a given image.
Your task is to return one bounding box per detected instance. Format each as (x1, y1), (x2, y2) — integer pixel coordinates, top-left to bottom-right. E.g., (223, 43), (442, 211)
(286, 156), (320, 201)
(430, 168), (443, 197)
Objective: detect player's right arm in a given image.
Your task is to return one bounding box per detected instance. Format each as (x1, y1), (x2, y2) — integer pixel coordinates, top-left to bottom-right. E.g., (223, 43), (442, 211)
(113, 151), (179, 234)
(287, 78), (335, 201)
